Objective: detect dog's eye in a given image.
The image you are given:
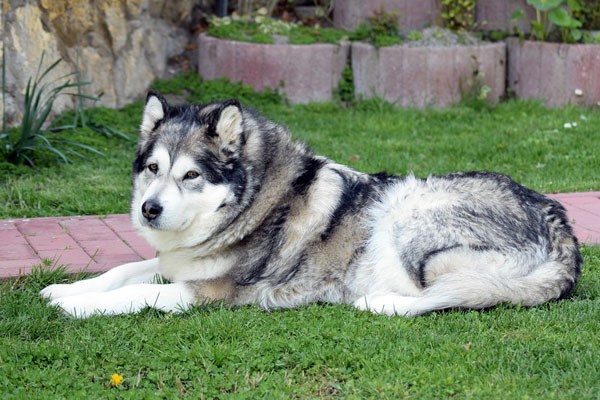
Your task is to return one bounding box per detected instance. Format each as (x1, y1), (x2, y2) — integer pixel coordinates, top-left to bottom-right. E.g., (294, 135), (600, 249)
(184, 171), (199, 180)
(148, 163), (158, 173)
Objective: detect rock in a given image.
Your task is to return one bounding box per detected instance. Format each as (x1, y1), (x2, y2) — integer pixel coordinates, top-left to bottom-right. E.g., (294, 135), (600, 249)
(1, 0), (201, 127)
(3, 4), (74, 125)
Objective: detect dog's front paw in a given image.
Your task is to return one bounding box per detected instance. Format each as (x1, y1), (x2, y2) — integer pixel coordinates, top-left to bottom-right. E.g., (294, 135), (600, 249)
(40, 283), (78, 300)
(49, 294), (101, 318)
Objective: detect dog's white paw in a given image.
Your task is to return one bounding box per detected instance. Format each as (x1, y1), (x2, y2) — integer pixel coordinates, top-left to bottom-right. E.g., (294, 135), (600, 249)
(49, 293), (102, 318)
(40, 283), (80, 300)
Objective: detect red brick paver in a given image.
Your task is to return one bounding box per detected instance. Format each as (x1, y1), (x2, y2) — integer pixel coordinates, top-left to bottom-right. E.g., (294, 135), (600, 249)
(547, 192), (600, 246)
(0, 214), (156, 278)
(0, 192), (599, 279)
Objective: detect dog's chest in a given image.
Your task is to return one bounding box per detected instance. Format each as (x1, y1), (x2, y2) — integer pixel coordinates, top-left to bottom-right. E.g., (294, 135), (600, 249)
(159, 251), (236, 281)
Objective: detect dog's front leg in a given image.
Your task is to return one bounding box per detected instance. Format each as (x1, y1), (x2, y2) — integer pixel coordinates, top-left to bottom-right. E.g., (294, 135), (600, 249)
(40, 258), (161, 301)
(49, 281), (195, 318)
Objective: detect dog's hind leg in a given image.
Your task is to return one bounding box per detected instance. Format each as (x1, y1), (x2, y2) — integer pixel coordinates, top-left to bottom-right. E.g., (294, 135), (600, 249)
(40, 258), (160, 300)
(356, 259), (579, 317)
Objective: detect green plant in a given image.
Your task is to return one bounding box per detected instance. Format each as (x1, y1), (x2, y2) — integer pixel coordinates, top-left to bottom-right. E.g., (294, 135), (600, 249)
(460, 68), (492, 111)
(350, 6), (402, 47)
(406, 30), (423, 41)
(334, 64), (355, 105)
(581, 30), (600, 43)
(207, 14), (348, 45)
(0, 52), (107, 166)
(439, 0), (477, 31)
(150, 72), (283, 108)
(512, 0), (584, 42)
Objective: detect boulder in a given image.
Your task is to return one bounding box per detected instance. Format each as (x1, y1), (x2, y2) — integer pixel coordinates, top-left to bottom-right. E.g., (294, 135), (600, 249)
(1, 0), (200, 127)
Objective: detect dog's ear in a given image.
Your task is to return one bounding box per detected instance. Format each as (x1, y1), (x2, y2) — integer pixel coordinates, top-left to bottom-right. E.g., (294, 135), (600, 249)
(206, 99), (243, 147)
(140, 91), (169, 139)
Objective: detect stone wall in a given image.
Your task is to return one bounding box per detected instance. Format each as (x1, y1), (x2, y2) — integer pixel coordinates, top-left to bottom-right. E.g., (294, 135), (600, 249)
(1, 0), (210, 126)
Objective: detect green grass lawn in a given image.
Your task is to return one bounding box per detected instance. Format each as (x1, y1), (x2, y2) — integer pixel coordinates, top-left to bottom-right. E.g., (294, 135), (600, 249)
(1, 74), (599, 398)
(1, 247), (599, 398)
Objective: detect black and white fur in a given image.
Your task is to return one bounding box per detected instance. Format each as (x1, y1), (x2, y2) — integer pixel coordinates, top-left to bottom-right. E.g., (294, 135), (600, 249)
(41, 92), (582, 318)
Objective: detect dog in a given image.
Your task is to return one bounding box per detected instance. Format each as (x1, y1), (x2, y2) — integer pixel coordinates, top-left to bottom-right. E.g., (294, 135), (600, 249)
(40, 91), (582, 318)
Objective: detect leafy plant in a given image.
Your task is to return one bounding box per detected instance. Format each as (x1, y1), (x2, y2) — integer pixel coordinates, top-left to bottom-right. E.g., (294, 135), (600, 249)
(439, 0), (477, 31)
(406, 30), (423, 41)
(207, 13), (348, 45)
(460, 68), (492, 111)
(512, 0), (584, 42)
(334, 64), (355, 105)
(0, 52), (125, 166)
(350, 6), (402, 47)
(150, 72), (283, 108)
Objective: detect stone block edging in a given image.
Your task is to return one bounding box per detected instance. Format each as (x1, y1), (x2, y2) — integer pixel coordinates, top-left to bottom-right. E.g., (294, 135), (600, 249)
(507, 38), (600, 107)
(197, 33), (350, 104)
(352, 42), (506, 108)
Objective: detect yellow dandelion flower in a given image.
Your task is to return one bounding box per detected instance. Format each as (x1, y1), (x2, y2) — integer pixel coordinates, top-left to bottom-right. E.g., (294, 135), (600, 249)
(110, 373), (124, 387)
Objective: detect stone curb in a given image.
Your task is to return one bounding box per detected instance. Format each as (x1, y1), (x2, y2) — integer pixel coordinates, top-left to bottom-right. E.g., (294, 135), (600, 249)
(198, 33), (350, 104)
(507, 38), (600, 107)
(352, 41), (506, 108)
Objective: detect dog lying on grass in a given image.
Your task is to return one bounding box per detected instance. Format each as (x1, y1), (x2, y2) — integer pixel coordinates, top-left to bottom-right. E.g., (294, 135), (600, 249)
(41, 92), (582, 318)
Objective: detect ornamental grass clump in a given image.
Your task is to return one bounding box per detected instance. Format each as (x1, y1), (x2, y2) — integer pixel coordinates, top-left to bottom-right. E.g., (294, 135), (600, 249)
(0, 51), (126, 166)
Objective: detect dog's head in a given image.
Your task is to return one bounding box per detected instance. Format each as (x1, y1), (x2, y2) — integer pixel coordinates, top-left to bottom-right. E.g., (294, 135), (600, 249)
(131, 91), (247, 250)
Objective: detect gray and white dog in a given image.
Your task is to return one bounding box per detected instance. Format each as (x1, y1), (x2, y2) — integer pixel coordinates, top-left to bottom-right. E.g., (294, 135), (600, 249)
(41, 92), (582, 318)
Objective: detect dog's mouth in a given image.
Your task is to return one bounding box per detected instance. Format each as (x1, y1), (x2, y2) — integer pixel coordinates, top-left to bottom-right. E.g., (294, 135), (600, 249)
(139, 214), (191, 233)
(139, 215), (164, 230)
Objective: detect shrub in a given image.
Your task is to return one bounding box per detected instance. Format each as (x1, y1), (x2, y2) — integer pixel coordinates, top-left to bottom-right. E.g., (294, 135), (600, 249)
(334, 64), (355, 105)
(207, 13), (348, 45)
(439, 0), (477, 31)
(150, 72), (283, 109)
(350, 6), (402, 47)
(511, 0), (585, 43)
(1, 53), (96, 165)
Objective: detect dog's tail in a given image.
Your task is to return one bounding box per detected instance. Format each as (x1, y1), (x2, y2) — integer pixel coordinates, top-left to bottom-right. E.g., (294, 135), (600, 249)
(399, 200), (583, 316)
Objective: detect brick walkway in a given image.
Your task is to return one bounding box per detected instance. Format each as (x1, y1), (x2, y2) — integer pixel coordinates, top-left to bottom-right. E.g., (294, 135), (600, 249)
(1, 192), (599, 279)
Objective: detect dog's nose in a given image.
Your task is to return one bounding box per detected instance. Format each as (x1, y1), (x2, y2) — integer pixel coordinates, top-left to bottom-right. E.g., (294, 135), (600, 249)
(142, 200), (162, 221)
